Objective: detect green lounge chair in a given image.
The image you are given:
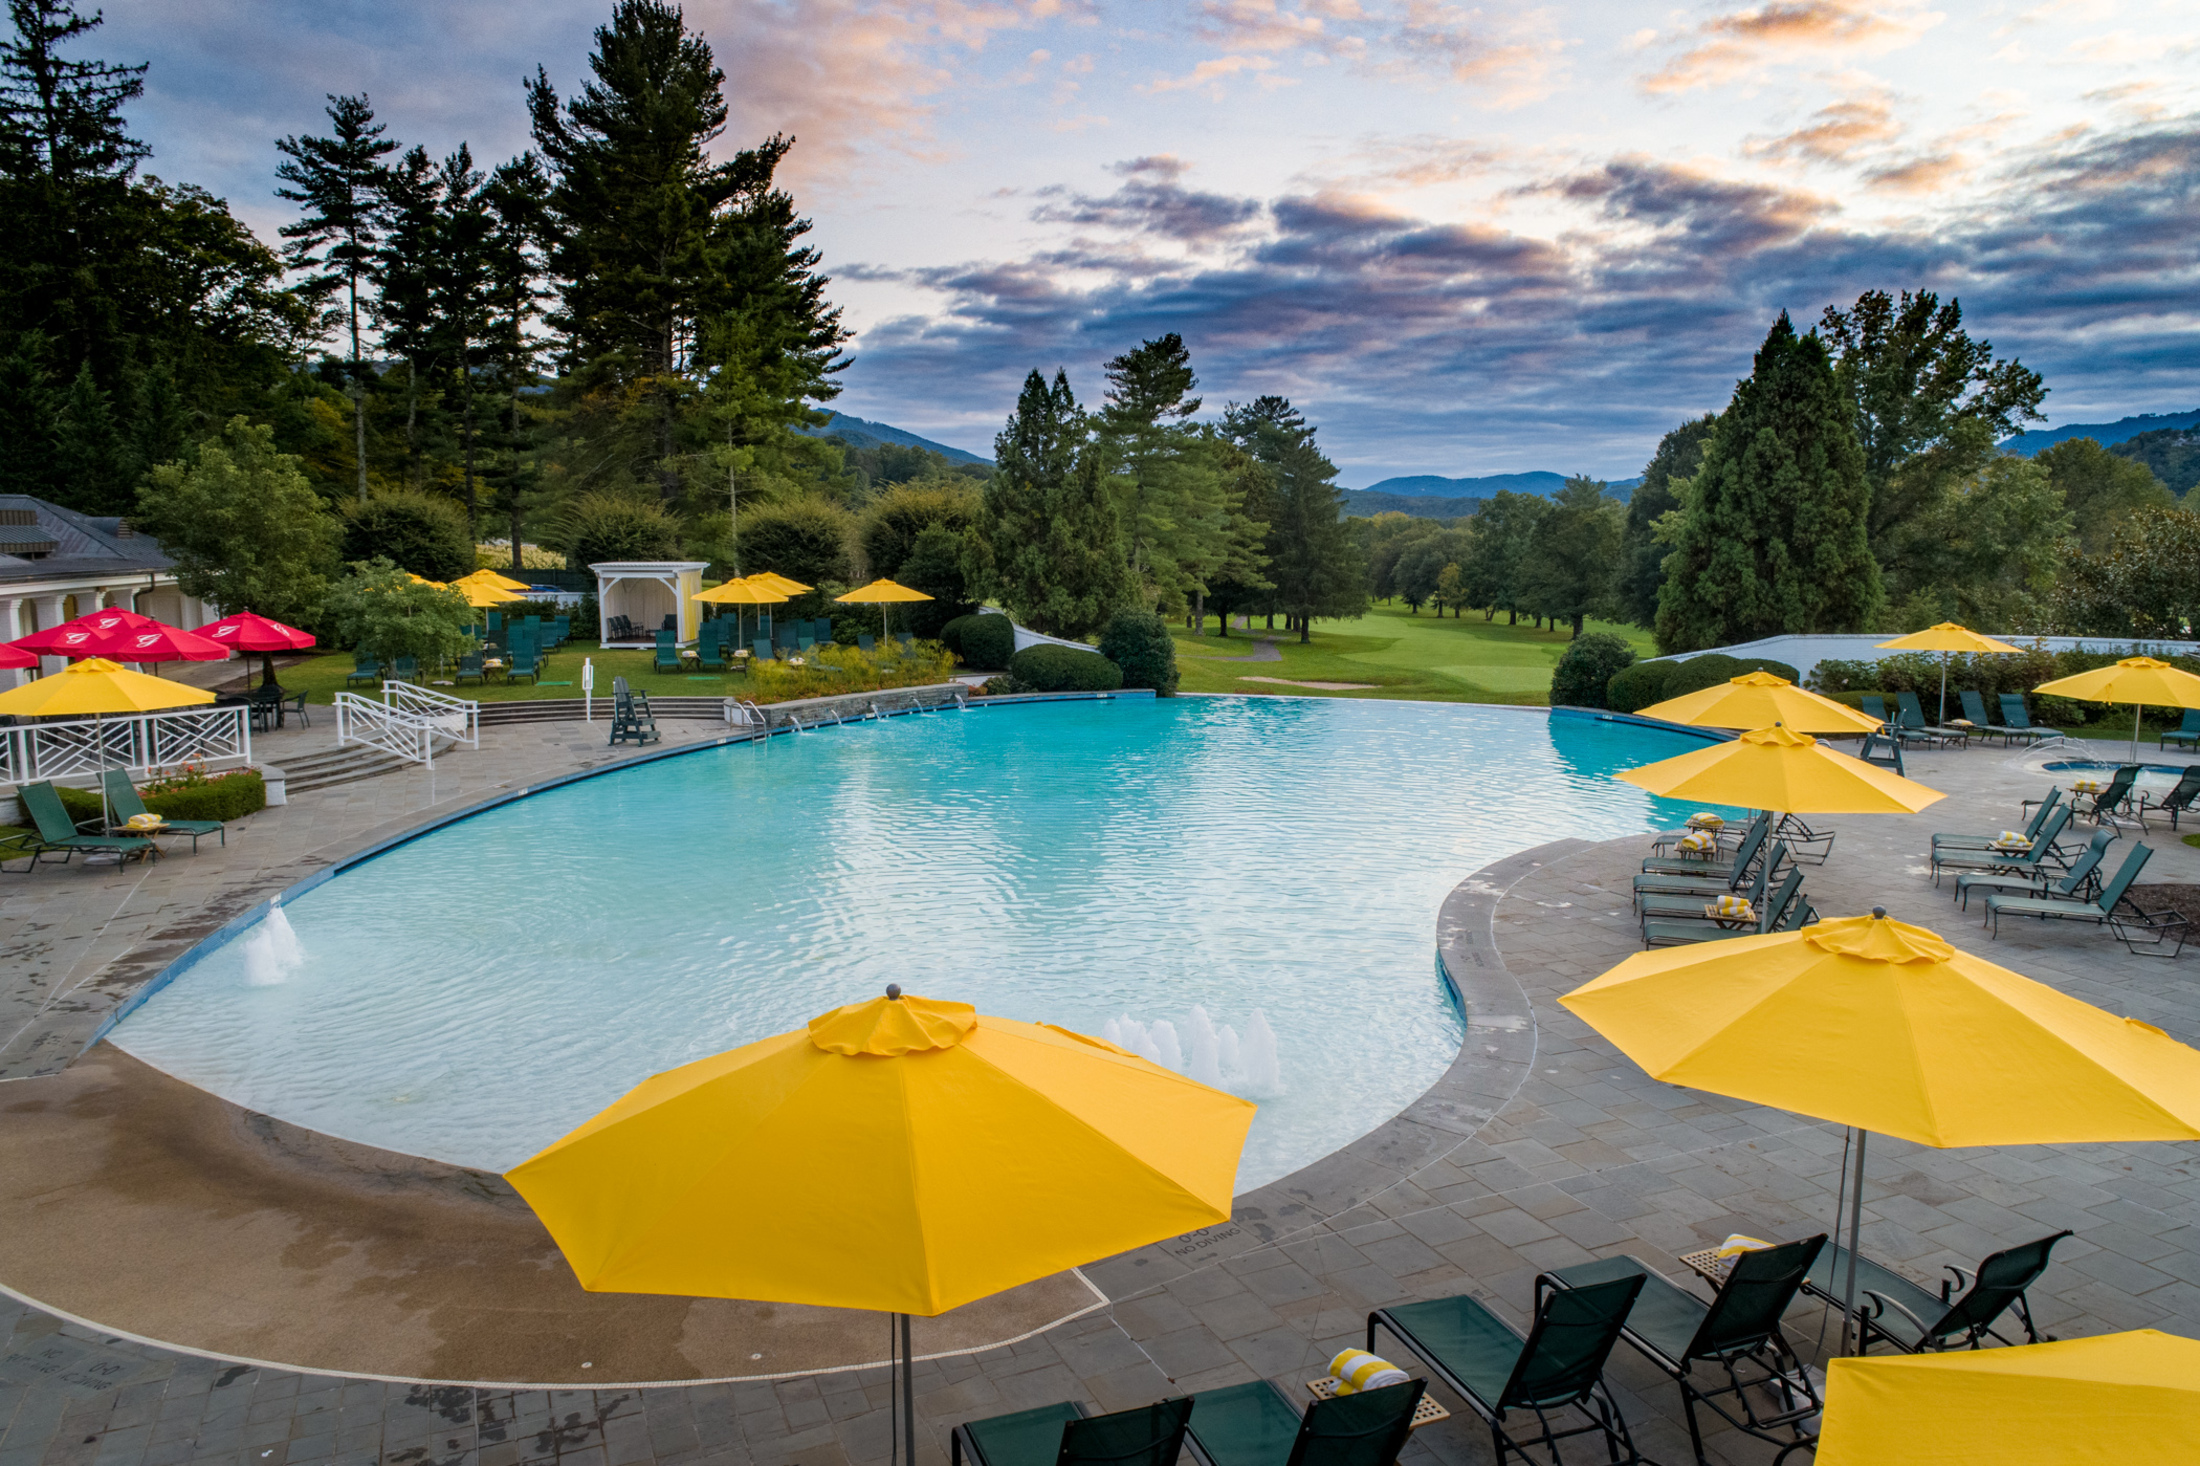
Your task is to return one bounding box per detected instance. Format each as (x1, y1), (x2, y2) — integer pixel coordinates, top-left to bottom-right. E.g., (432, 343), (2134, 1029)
(1370, 1275), (1645, 1465)
(1635, 824), (1776, 905)
(858, 631), (875, 651)
(1542, 1237), (1825, 1466)
(1930, 804), (2072, 885)
(345, 654), (381, 687)
(2070, 765), (2140, 826)
(1896, 691), (1968, 746)
(2161, 708), (2200, 751)
(752, 638), (775, 662)
(1639, 842), (1781, 922)
(694, 637), (727, 672)
(390, 655), (419, 683)
(1642, 866), (1805, 948)
(102, 769), (223, 852)
(1998, 693), (2059, 743)
(485, 611), (503, 633)
(1821, 1231), (2070, 1354)
(2137, 765), (2200, 831)
(1956, 828), (2114, 911)
(18, 780), (152, 867)
(653, 641), (681, 674)
(1639, 812), (1771, 880)
(952, 1397), (1192, 1466)
(898, 632), (915, 648)
(1984, 841), (2177, 949)
(1942, 787), (2060, 851)
(1183, 1377), (1423, 1466)
(456, 652), (486, 686)
(1864, 695), (1935, 748)
(1959, 689), (2024, 746)
(506, 646), (540, 684)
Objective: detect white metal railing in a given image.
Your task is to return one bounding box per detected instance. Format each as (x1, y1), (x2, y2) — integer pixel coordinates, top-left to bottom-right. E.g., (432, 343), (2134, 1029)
(0, 704), (251, 786)
(381, 680), (480, 750)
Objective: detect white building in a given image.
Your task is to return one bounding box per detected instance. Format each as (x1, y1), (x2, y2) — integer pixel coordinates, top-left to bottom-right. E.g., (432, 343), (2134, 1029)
(0, 496), (207, 686)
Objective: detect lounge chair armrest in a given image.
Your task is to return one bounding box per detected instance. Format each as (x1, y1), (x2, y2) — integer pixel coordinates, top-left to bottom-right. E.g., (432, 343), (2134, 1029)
(1862, 1289), (1934, 1343)
(1942, 1265), (1973, 1302)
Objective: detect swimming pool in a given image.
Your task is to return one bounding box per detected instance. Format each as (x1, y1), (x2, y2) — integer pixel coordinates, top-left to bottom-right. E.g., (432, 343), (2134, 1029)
(110, 697), (1722, 1193)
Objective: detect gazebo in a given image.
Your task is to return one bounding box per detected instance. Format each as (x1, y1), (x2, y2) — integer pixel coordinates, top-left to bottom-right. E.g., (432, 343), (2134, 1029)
(591, 561), (709, 648)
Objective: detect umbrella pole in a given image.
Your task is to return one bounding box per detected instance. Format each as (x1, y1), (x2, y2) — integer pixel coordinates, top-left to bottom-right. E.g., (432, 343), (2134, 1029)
(1840, 1127), (1867, 1355)
(898, 1312), (915, 1466)
(2133, 703), (2142, 764)
(1939, 657), (1949, 726)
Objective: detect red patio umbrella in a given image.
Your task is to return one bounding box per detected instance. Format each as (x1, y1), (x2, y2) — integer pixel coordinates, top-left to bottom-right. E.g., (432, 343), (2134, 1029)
(12, 608), (162, 658)
(0, 642), (36, 670)
(11, 609), (229, 677)
(194, 611), (316, 689)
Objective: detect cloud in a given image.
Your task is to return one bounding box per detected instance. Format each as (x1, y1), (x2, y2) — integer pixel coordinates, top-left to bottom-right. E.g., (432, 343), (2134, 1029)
(1031, 159), (1266, 240)
(1864, 151), (1967, 192)
(1641, 2), (1943, 94)
(1746, 95), (1903, 163)
(1142, 54), (1279, 94)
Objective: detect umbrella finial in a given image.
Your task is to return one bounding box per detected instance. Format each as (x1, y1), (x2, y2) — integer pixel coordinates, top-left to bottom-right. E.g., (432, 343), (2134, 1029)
(886, 983), (902, 1000)
(1872, 906), (1887, 920)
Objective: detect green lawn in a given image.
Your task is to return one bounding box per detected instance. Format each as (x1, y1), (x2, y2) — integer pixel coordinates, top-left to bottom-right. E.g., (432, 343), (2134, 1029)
(1172, 604), (1657, 703)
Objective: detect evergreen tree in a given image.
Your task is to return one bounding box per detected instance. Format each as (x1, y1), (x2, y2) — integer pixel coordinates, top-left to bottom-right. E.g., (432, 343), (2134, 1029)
(53, 359), (125, 511)
(1462, 491), (1549, 622)
(0, 333), (55, 498)
(1615, 414), (1716, 627)
(275, 92), (395, 498)
(1518, 476), (1623, 638)
(372, 144), (444, 491)
(1261, 430), (1365, 640)
(481, 154), (548, 569)
(429, 144), (493, 528)
(1656, 312), (1884, 652)
(977, 368), (1131, 636)
(1096, 333), (1239, 608)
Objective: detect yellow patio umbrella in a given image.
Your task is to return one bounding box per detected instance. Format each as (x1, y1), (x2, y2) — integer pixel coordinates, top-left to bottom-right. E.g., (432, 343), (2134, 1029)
(1617, 723), (1944, 815)
(1562, 911), (2200, 1349)
(450, 578), (523, 609)
(1639, 671), (1883, 737)
(1816, 1329), (2200, 1464)
(463, 567), (533, 592)
(507, 989), (1254, 1466)
(746, 570), (812, 595)
(693, 575), (788, 649)
(2032, 656), (2200, 762)
(835, 577), (934, 648)
(0, 657), (215, 831)
(1876, 622), (2024, 725)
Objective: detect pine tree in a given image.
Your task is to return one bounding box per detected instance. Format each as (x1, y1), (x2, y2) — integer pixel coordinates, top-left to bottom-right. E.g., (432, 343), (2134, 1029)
(1097, 332), (1205, 597)
(275, 92), (396, 499)
(978, 369), (1131, 636)
(53, 359), (126, 512)
(373, 144), (444, 491)
(481, 154), (548, 570)
(1262, 430), (1364, 641)
(429, 144), (492, 529)
(0, 333), (55, 499)
(1615, 414), (1716, 628)
(1655, 312), (1884, 652)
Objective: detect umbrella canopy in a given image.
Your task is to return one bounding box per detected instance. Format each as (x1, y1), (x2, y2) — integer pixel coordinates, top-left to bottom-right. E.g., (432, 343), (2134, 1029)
(465, 568), (533, 592)
(450, 579), (524, 608)
(1874, 622), (2024, 656)
(744, 570), (812, 595)
(196, 611), (316, 653)
(1816, 1330), (2200, 1465)
(2034, 656), (2200, 761)
(835, 578), (935, 605)
(0, 657), (215, 718)
(0, 641), (36, 670)
(693, 576), (788, 605)
(1638, 671), (1882, 736)
(506, 990), (1254, 1317)
(13, 608), (162, 658)
(1616, 723), (1945, 815)
(94, 623), (231, 664)
(1559, 911), (2200, 1148)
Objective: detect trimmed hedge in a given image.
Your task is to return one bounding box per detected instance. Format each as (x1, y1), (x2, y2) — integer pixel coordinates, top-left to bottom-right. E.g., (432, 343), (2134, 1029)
(1606, 658), (1679, 714)
(1097, 609), (1178, 696)
(956, 614), (1016, 671)
(55, 769), (266, 826)
(1549, 633), (1634, 709)
(938, 613), (980, 657)
(1662, 653), (1803, 698)
(1008, 643), (1124, 693)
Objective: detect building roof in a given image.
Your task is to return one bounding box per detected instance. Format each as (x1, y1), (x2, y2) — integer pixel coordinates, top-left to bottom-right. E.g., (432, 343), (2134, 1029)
(0, 496), (173, 587)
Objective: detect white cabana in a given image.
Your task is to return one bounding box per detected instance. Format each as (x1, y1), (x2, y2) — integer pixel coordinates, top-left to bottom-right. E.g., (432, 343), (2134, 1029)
(592, 561), (708, 648)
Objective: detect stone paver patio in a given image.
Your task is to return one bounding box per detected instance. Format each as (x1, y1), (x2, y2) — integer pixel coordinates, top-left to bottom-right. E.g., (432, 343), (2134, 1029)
(4, 714), (2197, 1466)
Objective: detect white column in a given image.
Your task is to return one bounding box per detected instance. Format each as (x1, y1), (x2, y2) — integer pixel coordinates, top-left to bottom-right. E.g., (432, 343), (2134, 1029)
(0, 596), (23, 688)
(32, 593), (66, 677)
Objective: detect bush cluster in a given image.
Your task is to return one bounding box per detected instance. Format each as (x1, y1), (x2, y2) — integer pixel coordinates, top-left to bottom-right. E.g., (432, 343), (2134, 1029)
(1097, 609), (1178, 696)
(1549, 633), (1635, 709)
(1600, 652), (1801, 715)
(1807, 644), (2200, 726)
(945, 613), (1016, 671)
(1008, 643), (1124, 692)
(56, 769), (266, 826)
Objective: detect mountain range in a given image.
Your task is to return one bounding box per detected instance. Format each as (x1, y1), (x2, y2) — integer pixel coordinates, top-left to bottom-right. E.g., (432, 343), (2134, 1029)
(799, 411), (991, 465)
(2002, 409), (2200, 455)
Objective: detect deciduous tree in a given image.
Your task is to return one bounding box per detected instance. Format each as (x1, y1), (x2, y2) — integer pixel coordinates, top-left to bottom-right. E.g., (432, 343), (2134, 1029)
(134, 416), (339, 626)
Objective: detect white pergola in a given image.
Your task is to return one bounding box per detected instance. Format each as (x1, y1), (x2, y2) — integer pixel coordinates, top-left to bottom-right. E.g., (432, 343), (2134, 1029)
(591, 561), (709, 648)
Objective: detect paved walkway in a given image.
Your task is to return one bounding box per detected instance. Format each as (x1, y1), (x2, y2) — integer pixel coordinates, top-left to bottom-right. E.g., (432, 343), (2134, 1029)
(4, 725), (2197, 1466)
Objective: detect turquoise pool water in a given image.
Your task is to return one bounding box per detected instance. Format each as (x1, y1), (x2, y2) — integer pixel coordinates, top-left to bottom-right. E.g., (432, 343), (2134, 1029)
(111, 698), (1720, 1192)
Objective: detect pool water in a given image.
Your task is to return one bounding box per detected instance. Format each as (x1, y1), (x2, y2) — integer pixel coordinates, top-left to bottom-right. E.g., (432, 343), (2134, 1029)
(111, 698), (1720, 1192)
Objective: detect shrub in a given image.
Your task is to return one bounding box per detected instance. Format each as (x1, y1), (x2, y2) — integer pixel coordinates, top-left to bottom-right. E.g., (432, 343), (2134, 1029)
(745, 640), (956, 703)
(939, 613), (982, 658)
(1550, 633), (1634, 709)
(1097, 609), (1178, 696)
(340, 490), (474, 581)
(1606, 659), (1679, 714)
(858, 482), (980, 579)
(1664, 653), (1800, 698)
(57, 768), (266, 825)
(1009, 643), (1123, 692)
(894, 523), (978, 636)
(734, 497), (855, 601)
(957, 613), (1016, 671)
(562, 492), (681, 569)
(978, 673), (1031, 696)
(323, 557), (475, 665)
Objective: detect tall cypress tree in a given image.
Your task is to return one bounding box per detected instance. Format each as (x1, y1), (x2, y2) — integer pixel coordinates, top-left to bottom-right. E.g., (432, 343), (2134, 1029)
(1614, 414), (1716, 628)
(1655, 312), (1883, 653)
(373, 145), (444, 491)
(275, 92), (396, 499)
(978, 368), (1131, 636)
(1222, 396), (1358, 640)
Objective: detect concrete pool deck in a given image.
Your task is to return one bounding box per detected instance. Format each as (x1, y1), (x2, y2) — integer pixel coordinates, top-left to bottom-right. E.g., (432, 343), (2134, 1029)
(3, 718), (2199, 1465)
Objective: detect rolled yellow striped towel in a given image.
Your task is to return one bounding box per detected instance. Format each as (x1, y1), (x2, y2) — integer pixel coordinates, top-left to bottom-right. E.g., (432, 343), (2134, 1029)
(1715, 1234), (1773, 1259)
(1707, 896), (1755, 922)
(1990, 832), (2032, 851)
(1327, 1348), (1409, 1395)
(1685, 812), (1725, 831)
(1676, 829), (1718, 854)
(124, 813), (164, 830)
(2072, 778), (2103, 793)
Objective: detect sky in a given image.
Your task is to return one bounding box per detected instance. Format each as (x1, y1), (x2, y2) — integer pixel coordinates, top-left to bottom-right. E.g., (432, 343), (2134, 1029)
(99, 0), (2200, 486)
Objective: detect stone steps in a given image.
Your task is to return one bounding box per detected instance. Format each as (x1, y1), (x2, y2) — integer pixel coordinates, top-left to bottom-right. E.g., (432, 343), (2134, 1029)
(274, 743), (421, 794)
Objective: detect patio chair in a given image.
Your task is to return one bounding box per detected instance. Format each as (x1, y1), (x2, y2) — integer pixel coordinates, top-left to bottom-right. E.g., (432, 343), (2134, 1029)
(694, 637), (727, 673)
(1896, 691), (1969, 746)
(952, 1397), (1193, 1466)
(1955, 689), (2019, 746)
(1998, 693), (2059, 744)
(1986, 842), (2185, 956)
(456, 652), (486, 686)
(1370, 1275), (1645, 1465)
(653, 636), (681, 674)
(858, 632), (876, 651)
(552, 615), (571, 645)
(1183, 1377), (1424, 1466)
(2161, 708), (2200, 752)
(1638, 841), (1781, 919)
(1541, 1237), (1826, 1466)
(1956, 827), (2115, 912)
(1768, 811), (1837, 865)
(506, 647), (540, 685)
(390, 655), (419, 683)
(897, 632), (915, 648)
(345, 654), (381, 687)
(1830, 1231), (2071, 1354)
(816, 618), (835, 642)
(1863, 695), (1935, 748)
(101, 769), (223, 852)
(18, 780), (153, 867)
(1855, 728), (1907, 775)
(2136, 765), (2200, 831)
(752, 638), (775, 662)
(244, 682), (288, 733)
(485, 611), (503, 634)
(2071, 765), (2141, 826)
(1930, 804), (2073, 885)
(1643, 866), (1804, 949)
(1941, 787), (2061, 852)
(1639, 812), (1771, 880)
